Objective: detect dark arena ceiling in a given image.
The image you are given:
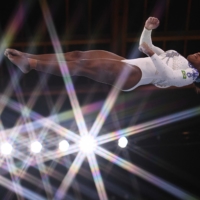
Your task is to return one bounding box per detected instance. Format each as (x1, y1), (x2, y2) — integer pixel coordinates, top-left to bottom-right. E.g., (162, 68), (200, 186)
(0, 0), (200, 200)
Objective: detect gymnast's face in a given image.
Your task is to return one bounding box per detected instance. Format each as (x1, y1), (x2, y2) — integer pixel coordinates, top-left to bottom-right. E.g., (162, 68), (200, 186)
(187, 53), (200, 72)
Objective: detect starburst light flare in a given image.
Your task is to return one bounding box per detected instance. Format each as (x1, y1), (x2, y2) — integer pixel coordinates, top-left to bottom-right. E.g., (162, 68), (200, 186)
(55, 152), (86, 199)
(30, 141), (42, 154)
(95, 146), (198, 200)
(89, 68), (132, 138)
(97, 106), (200, 145)
(87, 153), (108, 200)
(1, 1), (199, 199)
(0, 175), (46, 200)
(118, 136), (128, 148)
(59, 140), (70, 152)
(79, 135), (97, 154)
(1, 142), (13, 156)
(0, 2), (30, 61)
(40, 0), (88, 137)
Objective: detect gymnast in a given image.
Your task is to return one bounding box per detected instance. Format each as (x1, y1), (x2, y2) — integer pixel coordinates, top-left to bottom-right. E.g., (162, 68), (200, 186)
(4, 17), (200, 92)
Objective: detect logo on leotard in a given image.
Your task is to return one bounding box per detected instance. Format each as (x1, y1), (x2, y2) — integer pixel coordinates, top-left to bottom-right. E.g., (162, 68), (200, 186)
(187, 69), (199, 80)
(181, 70), (187, 79)
(187, 63), (199, 80)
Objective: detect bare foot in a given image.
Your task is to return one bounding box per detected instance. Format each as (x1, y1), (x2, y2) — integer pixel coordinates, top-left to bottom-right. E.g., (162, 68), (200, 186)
(7, 54), (30, 73)
(138, 42), (154, 56)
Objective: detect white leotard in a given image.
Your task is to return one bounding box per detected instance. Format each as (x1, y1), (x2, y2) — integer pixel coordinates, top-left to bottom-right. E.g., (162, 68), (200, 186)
(121, 28), (199, 91)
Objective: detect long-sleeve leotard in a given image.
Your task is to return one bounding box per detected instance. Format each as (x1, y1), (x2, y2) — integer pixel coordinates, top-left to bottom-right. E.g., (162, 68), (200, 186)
(139, 28), (164, 55)
(122, 28), (199, 90)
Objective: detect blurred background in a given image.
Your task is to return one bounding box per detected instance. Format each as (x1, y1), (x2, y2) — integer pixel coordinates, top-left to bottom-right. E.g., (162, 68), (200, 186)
(0, 0), (200, 200)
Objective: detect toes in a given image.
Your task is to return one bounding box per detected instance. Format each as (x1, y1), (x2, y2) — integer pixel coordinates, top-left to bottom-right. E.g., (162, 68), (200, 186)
(5, 49), (18, 56)
(4, 49), (9, 57)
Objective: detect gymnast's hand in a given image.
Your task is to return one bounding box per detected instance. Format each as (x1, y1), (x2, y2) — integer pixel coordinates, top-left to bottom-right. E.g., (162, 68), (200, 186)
(145, 17), (160, 30)
(139, 42), (155, 57)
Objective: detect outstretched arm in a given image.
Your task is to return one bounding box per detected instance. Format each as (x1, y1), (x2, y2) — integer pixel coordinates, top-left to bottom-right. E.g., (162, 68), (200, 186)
(139, 17), (164, 55)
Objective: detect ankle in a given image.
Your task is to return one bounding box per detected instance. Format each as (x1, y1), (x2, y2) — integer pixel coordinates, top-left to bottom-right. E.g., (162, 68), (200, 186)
(28, 58), (37, 70)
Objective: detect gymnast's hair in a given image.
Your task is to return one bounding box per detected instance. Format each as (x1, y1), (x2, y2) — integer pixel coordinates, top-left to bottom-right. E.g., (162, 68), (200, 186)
(188, 62), (200, 93)
(194, 80), (200, 93)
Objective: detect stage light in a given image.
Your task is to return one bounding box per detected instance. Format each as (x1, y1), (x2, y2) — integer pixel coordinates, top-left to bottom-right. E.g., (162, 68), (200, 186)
(30, 141), (42, 153)
(118, 137), (128, 148)
(59, 140), (69, 152)
(79, 135), (97, 154)
(0, 142), (13, 155)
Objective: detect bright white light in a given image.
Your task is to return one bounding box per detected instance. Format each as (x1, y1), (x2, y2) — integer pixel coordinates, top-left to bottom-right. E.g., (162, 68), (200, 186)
(79, 135), (97, 154)
(1, 142), (13, 155)
(30, 141), (42, 153)
(118, 137), (128, 148)
(59, 140), (69, 152)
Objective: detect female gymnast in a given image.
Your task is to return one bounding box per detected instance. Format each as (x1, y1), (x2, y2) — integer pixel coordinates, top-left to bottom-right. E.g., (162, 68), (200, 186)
(4, 17), (200, 92)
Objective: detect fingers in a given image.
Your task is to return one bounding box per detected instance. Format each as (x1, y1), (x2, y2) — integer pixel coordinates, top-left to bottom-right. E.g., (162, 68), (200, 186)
(148, 16), (159, 24)
(145, 16), (160, 30)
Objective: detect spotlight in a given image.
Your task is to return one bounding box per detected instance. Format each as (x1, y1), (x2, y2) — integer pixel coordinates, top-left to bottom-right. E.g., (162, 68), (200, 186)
(30, 141), (42, 153)
(59, 140), (69, 152)
(1, 142), (12, 155)
(79, 135), (97, 154)
(118, 137), (128, 148)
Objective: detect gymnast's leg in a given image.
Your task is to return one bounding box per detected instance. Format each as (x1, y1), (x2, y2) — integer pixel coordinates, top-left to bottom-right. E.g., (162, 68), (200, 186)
(6, 53), (141, 91)
(4, 49), (125, 61)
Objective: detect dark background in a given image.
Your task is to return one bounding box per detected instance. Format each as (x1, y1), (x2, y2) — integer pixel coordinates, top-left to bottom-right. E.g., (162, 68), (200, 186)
(0, 0), (200, 200)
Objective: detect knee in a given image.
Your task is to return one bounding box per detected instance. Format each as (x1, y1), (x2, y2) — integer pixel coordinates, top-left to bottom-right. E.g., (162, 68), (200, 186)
(71, 51), (83, 59)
